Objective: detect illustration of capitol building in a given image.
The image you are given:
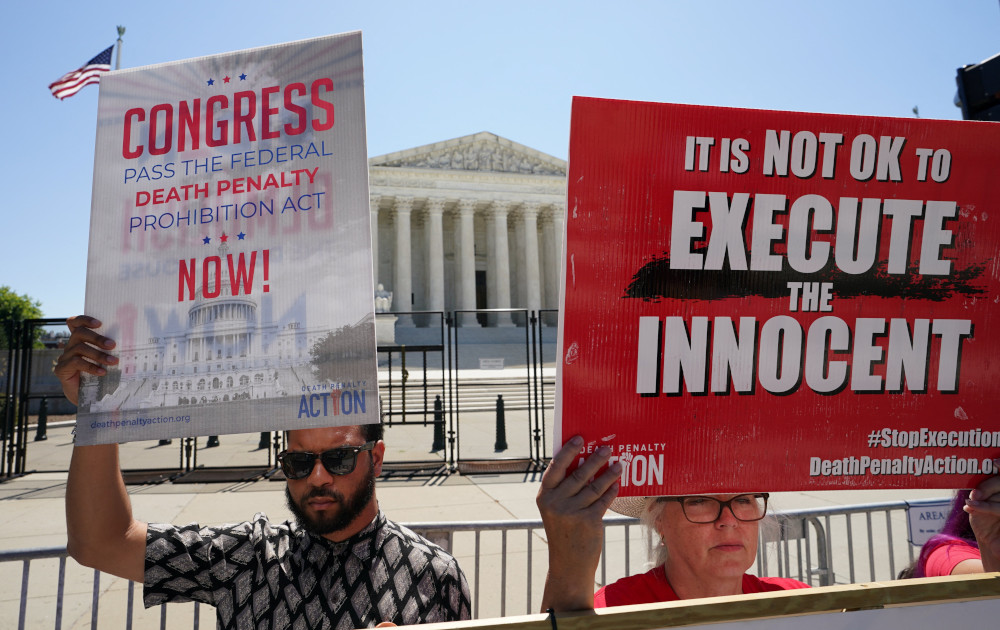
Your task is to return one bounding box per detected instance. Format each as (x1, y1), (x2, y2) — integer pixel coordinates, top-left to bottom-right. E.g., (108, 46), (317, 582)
(81, 242), (352, 413)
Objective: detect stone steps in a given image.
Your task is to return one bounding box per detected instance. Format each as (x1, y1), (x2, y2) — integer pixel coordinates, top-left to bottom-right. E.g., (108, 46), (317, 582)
(378, 380), (555, 413)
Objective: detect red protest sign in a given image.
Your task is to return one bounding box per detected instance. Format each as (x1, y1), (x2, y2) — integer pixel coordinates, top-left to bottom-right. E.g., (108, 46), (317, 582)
(558, 97), (1000, 495)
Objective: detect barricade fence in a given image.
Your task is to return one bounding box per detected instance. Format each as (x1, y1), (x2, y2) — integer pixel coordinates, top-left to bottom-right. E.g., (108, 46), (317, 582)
(0, 499), (942, 629)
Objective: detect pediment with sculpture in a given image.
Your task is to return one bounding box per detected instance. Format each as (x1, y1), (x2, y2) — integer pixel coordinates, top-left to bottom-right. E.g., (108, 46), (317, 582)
(369, 131), (566, 177)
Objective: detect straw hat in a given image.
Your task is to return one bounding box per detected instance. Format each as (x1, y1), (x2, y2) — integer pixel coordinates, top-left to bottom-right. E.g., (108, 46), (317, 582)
(609, 496), (655, 519)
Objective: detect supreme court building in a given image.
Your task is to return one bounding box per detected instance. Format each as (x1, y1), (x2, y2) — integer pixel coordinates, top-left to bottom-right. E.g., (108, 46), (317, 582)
(369, 132), (566, 327)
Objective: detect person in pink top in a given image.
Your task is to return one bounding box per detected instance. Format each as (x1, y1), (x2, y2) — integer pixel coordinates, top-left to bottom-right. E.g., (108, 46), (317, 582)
(903, 484), (1000, 578)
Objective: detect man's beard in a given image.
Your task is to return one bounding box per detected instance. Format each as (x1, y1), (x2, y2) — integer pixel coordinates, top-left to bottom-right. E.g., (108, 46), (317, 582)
(285, 459), (376, 536)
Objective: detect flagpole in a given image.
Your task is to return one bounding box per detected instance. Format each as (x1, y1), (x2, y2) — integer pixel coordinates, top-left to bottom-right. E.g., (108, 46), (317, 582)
(115, 25), (125, 70)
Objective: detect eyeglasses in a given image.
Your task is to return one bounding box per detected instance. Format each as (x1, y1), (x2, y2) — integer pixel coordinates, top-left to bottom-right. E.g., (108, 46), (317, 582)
(660, 493), (769, 523)
(277, 441), (376, 479)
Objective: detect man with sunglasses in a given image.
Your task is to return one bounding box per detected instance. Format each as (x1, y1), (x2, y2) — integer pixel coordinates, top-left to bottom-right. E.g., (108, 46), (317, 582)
(56, 316), (471, 629)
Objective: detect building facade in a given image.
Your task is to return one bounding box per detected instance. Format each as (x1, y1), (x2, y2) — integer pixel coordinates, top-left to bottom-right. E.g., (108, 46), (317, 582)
(369, 132), (566, 326)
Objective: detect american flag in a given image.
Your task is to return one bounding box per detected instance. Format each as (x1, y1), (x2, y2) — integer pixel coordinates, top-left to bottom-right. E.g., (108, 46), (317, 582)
(49, 45), (113, 100)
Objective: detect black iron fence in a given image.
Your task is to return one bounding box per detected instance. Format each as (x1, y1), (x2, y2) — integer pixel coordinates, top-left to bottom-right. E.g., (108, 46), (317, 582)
(2, 318), (68, 478)
(1, 311), (558, 481)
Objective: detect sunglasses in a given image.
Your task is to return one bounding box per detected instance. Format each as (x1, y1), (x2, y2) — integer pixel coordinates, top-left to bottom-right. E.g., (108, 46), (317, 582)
(277, 441), (376, 479)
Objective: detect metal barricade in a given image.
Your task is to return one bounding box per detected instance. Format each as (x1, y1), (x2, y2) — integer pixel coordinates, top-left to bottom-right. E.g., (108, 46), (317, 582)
(0, 498), (948, 628)
(449, 308), (540, 472)
(759, 500), (925, 586)
(1, 545), (203, 630)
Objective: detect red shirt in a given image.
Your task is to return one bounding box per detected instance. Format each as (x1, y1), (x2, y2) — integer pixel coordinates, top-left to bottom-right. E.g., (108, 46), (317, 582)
(924, 539), (980, 577)
(594, 565), (810, 607)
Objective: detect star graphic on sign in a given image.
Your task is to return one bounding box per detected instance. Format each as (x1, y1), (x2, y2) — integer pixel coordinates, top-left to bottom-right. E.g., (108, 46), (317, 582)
(220, 233), (229, 243)
(203, 236), (211, 244)
(207, 78), (214, 86)
(237, 232), (246, 240)
(223, 76), (231, 83)
(239, 73), (247, 81)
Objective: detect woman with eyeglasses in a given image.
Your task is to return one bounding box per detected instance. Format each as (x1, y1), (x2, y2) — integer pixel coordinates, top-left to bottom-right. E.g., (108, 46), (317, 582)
(593, 491), (809, 606)
(538, 439), (1000, 612)
(536, 436), (807, 611)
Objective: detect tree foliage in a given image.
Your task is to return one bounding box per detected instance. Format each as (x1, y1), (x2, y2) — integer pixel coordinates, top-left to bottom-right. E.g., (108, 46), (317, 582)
(0, 286), (43, 349)
(309, 320), (376, 383)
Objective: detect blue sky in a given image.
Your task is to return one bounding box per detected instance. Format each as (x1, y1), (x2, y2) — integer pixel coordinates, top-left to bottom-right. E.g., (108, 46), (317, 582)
(3, 0), (998, 318)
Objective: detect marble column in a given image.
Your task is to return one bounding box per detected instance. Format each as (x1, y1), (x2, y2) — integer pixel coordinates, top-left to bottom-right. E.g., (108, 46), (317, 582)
(512, 209), (525, 322)
(548, 204), (566, 326)
(425, 198), (446, 315)
(369, 194), (381, 286)
(456, 199), (479, 326)
(485, 215), (497, 326)
(522, 203), (542, 316)
(492, 201), (514, 327)
(541, 210), (557, 316)
(393, 196), (413, 326)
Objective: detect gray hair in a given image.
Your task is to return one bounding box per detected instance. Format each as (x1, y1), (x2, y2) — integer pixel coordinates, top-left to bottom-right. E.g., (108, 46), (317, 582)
(640, 498), (669, 568)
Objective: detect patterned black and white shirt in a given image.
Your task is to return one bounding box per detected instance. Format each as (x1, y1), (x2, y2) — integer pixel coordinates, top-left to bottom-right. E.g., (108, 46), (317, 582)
(144, 510), (471, 629)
